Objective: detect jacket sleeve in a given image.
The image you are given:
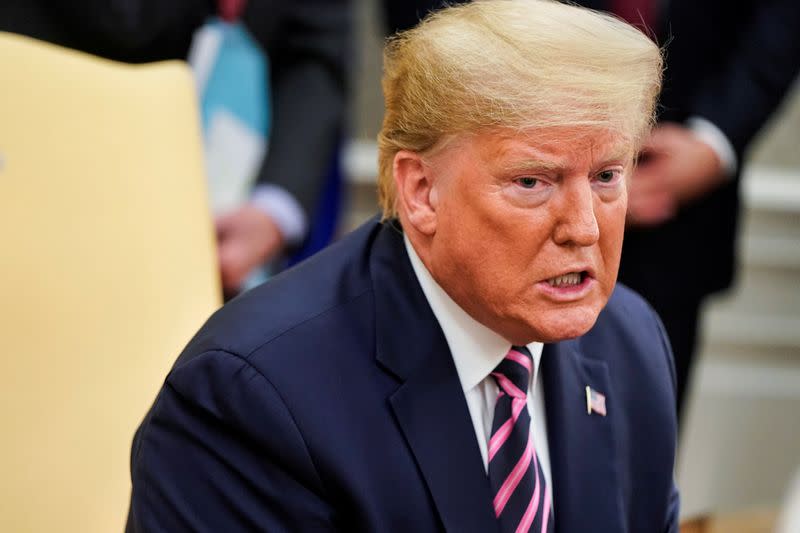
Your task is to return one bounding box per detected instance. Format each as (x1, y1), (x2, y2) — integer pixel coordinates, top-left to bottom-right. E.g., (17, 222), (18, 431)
(664, 484), (681, 533)
(651, 305), (681, 533)
(245, 0), (351, 219)
(127, 349), (335, 532)
(688, 0), (800, 158)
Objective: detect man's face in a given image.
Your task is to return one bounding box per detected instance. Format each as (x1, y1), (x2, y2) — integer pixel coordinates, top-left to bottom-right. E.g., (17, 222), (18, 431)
(423, 128), (631, 344)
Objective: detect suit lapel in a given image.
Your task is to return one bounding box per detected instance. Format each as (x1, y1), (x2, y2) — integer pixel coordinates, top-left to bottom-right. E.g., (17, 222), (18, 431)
(542, 340), (625, 533)
(370, 222), (498, 533)
(389, 356), (498, 533)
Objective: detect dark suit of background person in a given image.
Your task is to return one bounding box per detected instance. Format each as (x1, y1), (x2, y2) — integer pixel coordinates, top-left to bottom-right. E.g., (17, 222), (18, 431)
(570, 0), (800, 418)
(381, 0), (450, 34)
(125, 218), (679, 532)
(0, 0), (349, 280)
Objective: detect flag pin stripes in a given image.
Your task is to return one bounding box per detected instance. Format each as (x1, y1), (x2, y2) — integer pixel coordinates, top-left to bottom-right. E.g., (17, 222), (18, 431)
(585, 386), (607, 416)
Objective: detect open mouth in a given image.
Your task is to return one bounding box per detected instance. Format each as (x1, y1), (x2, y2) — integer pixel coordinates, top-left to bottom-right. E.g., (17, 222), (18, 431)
(545, 271), (588, 288)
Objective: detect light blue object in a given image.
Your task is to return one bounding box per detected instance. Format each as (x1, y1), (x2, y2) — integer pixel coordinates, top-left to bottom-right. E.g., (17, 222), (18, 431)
(190, 17), (273, 289)
(198, 18), (270, 139)
(191, 16), (271, 213)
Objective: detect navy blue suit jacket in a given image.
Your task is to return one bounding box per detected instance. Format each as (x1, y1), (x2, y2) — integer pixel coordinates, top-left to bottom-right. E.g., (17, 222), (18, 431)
(127, 218), (679, 532)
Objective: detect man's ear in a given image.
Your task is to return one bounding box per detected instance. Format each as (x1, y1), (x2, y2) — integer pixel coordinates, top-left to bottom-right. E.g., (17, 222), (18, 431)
(393, 150), (439, 235)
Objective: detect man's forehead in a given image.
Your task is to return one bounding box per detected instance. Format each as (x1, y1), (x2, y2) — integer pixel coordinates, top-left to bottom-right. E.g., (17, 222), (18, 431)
(487, 127), (635, 166)
(499, 126), (630, 149)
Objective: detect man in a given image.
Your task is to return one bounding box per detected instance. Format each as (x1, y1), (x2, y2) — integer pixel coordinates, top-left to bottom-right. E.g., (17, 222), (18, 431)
(127, 1), (678, 531)
(0, 0), (350, 293)
(578, 0), (800, 417)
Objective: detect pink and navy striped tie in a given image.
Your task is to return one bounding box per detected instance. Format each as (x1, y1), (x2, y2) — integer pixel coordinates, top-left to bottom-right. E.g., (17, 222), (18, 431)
(488, 346), (554, 533)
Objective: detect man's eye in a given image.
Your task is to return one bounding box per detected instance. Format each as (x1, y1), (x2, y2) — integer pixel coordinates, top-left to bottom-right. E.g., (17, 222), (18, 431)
(596, 170), (617, 183)
(516, 177), (539, 189)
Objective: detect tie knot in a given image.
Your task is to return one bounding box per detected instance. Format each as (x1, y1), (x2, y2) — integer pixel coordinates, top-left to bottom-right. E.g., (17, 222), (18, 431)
(491, 346), (532, 399)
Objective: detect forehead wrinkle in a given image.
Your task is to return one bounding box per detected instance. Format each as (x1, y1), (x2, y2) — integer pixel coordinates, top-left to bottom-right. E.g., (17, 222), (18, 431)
(479, 127), (635, 177)
(491, 137), (569, 173)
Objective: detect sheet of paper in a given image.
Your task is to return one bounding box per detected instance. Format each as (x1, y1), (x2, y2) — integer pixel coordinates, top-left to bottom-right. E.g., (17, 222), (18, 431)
(187, 23), (222, 98)
(204, 109), (266, 214)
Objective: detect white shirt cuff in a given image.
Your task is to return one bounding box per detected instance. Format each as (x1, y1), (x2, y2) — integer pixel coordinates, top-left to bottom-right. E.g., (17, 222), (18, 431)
(687, 116), (738, 177)
(250, 184), (308, 246)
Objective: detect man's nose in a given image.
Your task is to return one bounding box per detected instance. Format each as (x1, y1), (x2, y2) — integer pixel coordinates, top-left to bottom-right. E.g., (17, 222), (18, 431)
(552, 181), (600, 247)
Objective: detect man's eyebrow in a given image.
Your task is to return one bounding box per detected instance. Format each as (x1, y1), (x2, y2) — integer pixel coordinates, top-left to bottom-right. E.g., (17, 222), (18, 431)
(499, 158), (563, 173)
(498, 145), (634, 173)
(597, 147), (634, 165)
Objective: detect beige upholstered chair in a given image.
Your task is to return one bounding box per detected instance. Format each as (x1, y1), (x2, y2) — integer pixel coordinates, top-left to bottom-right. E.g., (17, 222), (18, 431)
(0, 32), (222, 532)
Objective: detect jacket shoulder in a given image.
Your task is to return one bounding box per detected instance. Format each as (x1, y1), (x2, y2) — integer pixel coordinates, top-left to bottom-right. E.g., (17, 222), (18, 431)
(594, 283), (665, 338)
(586, 283), (677, 389)
(174, 219), (381, 366)
(603, 283), (659, 323)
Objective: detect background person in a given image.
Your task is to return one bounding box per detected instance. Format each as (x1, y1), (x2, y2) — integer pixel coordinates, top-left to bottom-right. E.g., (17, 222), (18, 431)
(0, 0), (351, 294)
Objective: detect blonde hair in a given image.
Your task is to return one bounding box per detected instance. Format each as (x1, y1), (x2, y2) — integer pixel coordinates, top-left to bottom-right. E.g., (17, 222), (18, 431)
(377, 0), (663, 218)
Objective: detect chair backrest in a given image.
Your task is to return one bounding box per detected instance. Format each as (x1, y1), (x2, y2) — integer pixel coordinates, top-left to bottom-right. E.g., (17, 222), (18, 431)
(0, 32), (222, 532)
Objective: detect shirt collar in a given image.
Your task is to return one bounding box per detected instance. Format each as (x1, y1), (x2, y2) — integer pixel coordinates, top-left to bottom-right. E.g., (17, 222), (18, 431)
(403, 235), (544, 394)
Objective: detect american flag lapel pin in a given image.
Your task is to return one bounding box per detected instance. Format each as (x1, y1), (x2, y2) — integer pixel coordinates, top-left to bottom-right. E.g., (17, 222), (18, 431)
(585, 386), (607, 416)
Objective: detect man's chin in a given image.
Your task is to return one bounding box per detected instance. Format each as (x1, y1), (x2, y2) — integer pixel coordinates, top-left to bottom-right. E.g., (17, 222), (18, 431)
(518, 308), (601, 344)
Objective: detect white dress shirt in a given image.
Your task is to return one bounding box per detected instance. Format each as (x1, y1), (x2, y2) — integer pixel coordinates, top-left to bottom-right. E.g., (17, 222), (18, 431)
(687, 116), (737, 177)
(251, 183), (308, 246)
(404, 236), (553, 505)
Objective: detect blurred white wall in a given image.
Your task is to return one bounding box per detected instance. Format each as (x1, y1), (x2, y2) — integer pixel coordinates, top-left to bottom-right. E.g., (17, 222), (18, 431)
(678, 80), (800, 518)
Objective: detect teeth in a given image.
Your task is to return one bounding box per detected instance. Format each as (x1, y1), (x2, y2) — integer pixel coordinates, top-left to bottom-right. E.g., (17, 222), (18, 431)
(547, 272), (582, 287)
